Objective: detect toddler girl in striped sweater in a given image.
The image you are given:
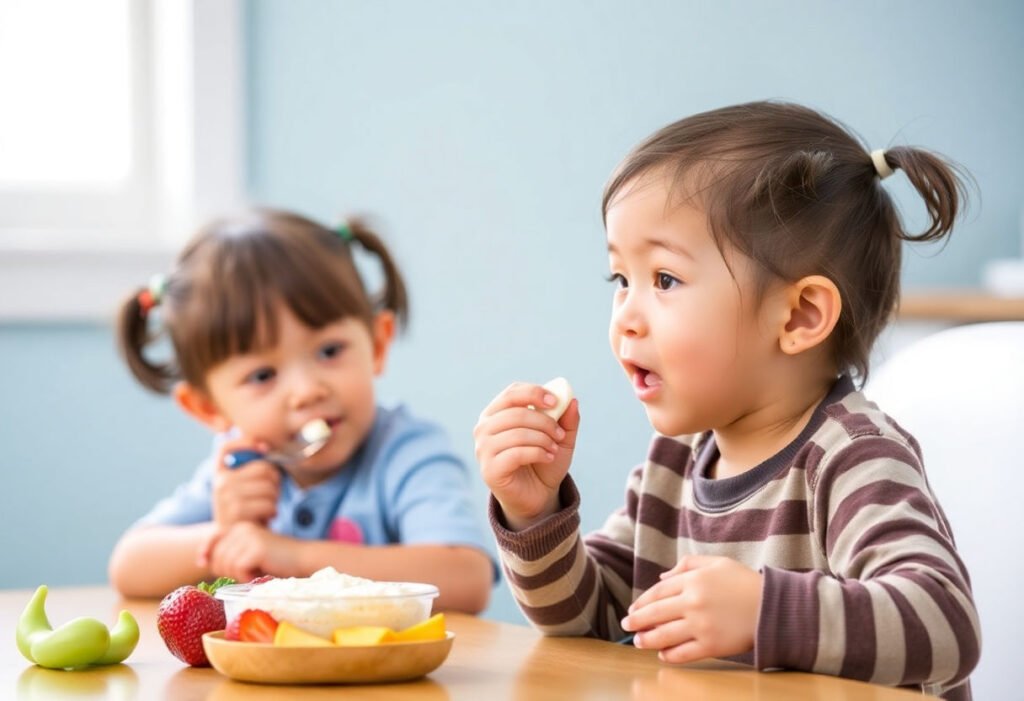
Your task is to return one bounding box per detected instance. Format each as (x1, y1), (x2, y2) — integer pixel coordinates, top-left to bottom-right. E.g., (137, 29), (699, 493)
(474, 101), (979, 700)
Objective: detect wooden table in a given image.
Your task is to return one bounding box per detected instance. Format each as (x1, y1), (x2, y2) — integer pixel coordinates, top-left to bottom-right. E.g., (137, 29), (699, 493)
(0, 587), (931, 700)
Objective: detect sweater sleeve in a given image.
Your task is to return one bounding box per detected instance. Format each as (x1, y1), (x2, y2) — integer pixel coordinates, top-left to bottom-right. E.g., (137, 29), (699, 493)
(755, 434), (980, 697)
(490, 474), (638, 639)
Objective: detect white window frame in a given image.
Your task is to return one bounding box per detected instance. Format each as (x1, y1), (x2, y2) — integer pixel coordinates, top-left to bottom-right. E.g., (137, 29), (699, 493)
(0, 0), (246, 322)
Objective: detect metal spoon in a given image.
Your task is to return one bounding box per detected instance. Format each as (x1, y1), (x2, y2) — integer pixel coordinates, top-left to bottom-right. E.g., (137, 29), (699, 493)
(224, 419), (331, 469)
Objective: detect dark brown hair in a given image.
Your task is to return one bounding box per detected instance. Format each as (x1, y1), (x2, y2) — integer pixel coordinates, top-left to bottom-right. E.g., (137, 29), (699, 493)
(602, 100), (969, 383)
(118, 208), (409, 393)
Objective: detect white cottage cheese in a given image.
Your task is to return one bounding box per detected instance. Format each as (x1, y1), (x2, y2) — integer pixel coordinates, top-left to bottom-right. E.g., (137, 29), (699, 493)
(218, 567), (437, 638)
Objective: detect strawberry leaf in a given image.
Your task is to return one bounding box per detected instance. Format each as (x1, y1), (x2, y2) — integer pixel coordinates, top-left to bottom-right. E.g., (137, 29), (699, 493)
(197, 577), (236, 595)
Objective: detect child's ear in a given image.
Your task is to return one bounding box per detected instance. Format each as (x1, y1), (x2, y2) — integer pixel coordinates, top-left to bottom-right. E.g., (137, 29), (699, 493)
(173, 382), (231, 432)
(371, 310), (396, 376)
(777, 275), (842, 355)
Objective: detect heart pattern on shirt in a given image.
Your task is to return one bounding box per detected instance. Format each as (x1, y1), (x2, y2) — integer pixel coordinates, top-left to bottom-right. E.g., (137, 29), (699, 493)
(328, 517), (365, 544)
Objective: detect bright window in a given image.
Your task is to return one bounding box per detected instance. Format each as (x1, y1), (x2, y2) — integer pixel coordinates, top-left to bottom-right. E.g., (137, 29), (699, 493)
(0, 0), (133, 185)
(0, 0), (151, 249)
(0, 0), (245, 320)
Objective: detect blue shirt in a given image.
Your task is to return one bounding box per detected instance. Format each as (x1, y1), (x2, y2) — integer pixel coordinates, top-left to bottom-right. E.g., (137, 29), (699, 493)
(137, 404), (497, 577)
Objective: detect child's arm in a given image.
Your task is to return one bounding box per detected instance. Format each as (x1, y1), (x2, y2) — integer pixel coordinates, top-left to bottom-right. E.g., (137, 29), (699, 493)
(623, 553), (763, 662)
(205, 406), (499, 613)
(477, 383), (639, 637)
(491, 469), (641, 639)
(108, 522), (220, 597)
(756, 435), (980, 692)
(475, 383), (579, 530)
(108, 441), (279, 597)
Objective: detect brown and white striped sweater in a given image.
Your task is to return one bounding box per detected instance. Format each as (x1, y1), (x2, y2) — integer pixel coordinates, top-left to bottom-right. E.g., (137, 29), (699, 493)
(490, 377), (979, 700)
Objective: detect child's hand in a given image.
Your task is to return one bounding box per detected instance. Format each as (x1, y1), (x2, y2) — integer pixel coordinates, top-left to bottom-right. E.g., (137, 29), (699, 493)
(621, 555), (763, 664)
(202, 521), (297, 583)
(211, 436), (281, 527)
(474, 382), (580, 531)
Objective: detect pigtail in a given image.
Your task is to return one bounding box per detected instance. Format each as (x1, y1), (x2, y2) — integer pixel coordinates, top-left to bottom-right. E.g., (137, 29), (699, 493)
(880, 146), (971, 243)
(344, 218), (410, 330)
(115, 287), (176, 395)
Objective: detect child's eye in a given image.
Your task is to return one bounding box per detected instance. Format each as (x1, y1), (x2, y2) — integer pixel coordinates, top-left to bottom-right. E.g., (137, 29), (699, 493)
(605, 273), (628, 289)
(318, 341), (347, 360)
(656, 272), (681, 290)
(245, 367), (276, 385)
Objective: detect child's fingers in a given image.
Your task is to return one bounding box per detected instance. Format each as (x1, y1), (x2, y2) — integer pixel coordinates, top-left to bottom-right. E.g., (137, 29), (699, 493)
(483, 426), (561, 459)
(210, 528), (252, 579)
(622, 586), (686, 632)
(232, 474), (281, 501)
(487, 447), (557, 481)
(195, 528), (222, 568)
(632, 617), (694, 652)
(658, 639), (707, 666)
(555, 399), (581, 447)
(231, 542), (262, 576)
(477, 427), (562, 486)
(217, 461), (281, 492)
(628, 574), (685, 614)
(237, 497), (278, 524)
(215, 436), (269, 469)
(213, 462), (280, 521)
(206, 534), (233, 576)
(216, 484), (277, 523)
(213, 476), (279, 526)
(222, 528), (269, 582)
(478, 382), (559, 420)
(474, 416), (564, 470)
(475, 405), (566, 447)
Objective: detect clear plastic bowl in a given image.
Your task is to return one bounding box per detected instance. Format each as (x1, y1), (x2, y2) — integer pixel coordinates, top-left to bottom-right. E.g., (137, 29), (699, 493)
(215, 580), (439, 638)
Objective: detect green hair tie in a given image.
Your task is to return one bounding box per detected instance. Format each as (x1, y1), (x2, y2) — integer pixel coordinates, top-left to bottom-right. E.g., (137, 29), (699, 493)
(335, 222), (354, 242)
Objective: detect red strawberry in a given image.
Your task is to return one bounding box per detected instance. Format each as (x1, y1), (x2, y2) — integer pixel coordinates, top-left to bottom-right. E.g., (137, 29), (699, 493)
(238, 609), (279, 643)
(157, 577), (234, 666)
(248, 575), (275, 585)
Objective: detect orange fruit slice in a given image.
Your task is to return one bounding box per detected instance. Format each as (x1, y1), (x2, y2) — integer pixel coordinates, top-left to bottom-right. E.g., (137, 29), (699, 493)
(332, 626), (396, 646)
(391, 613), (446, 642)
(273, 621), (333, 647)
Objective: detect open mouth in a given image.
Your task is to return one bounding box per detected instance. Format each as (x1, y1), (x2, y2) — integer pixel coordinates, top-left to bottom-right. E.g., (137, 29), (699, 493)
(626, 363), (663, 396)
(291, 416), (342, 444)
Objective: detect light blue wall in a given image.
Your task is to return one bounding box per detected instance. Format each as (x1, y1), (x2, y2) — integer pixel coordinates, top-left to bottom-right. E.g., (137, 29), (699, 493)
(3, 1), (1022, 626)
(0, 324), (209, 588)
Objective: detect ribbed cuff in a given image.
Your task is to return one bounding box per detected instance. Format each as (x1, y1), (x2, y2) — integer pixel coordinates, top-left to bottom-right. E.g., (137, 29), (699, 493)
(489, 476), (581, 562)
(755, 566), (820, 672)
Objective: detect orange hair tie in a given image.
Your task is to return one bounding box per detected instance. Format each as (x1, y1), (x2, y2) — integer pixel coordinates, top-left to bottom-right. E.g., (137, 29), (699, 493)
(137, 274), (167, 317)
(138, 289), (156, 314)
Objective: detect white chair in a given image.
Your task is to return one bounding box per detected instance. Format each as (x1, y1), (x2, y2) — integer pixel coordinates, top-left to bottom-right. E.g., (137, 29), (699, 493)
(866, 321), (1024, 701)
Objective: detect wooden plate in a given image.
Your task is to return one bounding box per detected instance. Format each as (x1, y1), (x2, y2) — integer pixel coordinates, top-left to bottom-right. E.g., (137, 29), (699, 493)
(202, 630), (455, 685)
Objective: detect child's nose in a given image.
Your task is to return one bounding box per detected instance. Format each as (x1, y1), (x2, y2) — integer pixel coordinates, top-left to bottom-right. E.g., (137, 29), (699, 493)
(611, 291), (647, 338)
(289, 368), (329, 407)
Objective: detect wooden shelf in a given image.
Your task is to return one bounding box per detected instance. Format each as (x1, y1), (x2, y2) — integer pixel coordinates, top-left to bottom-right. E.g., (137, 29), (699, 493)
(898, 290), (1024, 322)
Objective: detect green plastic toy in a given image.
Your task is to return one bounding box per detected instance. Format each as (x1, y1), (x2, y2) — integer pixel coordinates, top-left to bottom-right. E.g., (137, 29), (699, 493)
(15, 585), (139, 669)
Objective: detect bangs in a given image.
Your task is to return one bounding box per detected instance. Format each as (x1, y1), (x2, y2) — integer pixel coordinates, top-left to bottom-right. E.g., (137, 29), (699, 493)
(601, 100), (913, 383)
(603, 121), (851, 288)
(171, 223), (371, 385)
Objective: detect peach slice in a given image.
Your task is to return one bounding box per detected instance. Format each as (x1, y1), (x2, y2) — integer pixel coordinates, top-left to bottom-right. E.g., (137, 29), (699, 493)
(332, 626), (395, 646)
(273, 621), (333, 647)
(391, 613), (446, 643)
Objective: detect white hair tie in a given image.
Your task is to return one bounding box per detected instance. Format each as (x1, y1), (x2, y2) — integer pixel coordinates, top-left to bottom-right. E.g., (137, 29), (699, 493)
(871, 149), (894, 180)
